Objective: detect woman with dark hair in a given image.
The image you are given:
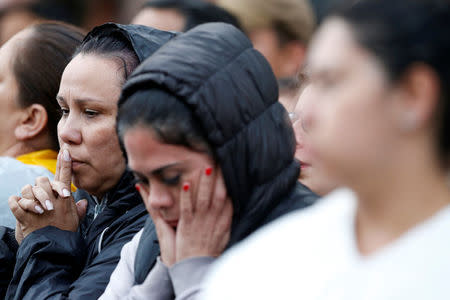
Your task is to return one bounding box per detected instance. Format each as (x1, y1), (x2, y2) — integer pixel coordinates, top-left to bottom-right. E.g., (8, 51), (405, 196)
(202, 1), (450, 299)
(5, 23), (176, 299)
(101, 22), (318, 299)
(0, 22), (84, 228)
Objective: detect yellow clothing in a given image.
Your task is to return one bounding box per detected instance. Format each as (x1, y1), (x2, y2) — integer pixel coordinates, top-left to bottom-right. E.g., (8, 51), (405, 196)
(16, 149), (58, 174)
(16, 149), (76, 191)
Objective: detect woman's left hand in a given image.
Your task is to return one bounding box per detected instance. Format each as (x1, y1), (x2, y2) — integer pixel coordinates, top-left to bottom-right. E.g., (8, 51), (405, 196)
(175, 167), (233, 264)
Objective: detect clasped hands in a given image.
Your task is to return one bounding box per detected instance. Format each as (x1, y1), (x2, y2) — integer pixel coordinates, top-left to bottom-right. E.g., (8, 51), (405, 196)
(9, 147), (87, 244)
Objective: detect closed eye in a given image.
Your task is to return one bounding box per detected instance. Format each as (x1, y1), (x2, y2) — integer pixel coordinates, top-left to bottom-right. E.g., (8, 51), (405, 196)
(84, 109), (99, 118)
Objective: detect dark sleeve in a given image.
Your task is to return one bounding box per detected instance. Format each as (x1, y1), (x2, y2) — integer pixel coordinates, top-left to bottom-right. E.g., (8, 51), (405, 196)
(7, 221), (144, 300)
(68, 225), (143, 300)
(0, 226), (18, 299)
(5, 226), (87, 300)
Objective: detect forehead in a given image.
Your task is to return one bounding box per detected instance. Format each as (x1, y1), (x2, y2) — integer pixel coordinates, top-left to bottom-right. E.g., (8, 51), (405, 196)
(58, 54), (122, 104)
(307, 18), (361, 72)
(124, 126), (193, 172)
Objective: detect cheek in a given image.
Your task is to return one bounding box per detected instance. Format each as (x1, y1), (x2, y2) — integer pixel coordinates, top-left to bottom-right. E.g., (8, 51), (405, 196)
(312, 83), (390, 176)
(86, 122), (123, 163)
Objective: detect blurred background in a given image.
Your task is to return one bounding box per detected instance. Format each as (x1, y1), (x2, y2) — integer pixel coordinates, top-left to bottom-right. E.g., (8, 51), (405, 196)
(0, 0), (344, 45)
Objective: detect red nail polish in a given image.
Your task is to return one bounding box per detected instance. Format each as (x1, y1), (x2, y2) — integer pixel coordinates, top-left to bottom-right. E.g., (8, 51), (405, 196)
(183, 183), (190, 191)
(135, 184), (140, 192)
(205, 167), (213, 176)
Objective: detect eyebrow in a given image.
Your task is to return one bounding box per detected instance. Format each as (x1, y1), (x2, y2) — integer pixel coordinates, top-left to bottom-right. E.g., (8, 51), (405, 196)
(132, 162), (182, 178)
(56, 95), (105, 104)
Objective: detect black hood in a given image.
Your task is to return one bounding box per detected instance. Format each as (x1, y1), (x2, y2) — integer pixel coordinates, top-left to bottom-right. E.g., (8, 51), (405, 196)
(121, 23), (303, 244)
(82, 22), (178, 63)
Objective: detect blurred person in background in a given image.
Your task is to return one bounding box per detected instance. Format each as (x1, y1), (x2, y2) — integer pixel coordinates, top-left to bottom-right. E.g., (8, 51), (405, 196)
(0, 0), (85, 45)
(202, 1), (450, 299)
(131, 0), (240, 32)
(0, 22), (84, 229)
(4, 23), (176, 300)
(0, 21), (84, 297)
(217, 0), (315, 112)
(100, 22), (318, 299)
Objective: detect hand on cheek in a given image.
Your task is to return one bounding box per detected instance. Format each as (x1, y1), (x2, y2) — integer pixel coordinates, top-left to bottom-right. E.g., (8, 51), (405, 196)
(175, 166), (233, 264)
(147, 197), (176, 266)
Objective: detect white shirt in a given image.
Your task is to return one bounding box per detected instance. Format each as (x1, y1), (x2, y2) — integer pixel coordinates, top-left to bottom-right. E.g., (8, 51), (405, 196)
(202, 188), (450, 300)
(0, 157), (54, 228)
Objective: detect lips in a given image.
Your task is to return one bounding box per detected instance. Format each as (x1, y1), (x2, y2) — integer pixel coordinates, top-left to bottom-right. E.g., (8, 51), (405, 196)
(299, 161), (311, 169)
(71, 158), (87, 170)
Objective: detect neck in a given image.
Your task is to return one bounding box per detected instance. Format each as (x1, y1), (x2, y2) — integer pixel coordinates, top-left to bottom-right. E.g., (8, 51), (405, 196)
(1, 143), (36, 158)
(352, 144), (450, 256)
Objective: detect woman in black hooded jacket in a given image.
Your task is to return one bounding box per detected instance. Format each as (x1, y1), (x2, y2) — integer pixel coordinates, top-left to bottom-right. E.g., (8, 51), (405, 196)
(104, 22), (318, 299)
(4, 23), (176, 300)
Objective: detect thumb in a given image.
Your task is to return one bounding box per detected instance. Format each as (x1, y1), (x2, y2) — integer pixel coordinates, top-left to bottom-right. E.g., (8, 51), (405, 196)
(76, 199), (88, 220)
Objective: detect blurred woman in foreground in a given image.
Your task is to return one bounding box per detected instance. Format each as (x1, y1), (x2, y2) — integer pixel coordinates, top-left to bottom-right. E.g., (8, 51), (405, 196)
(202, 1), (450, 299)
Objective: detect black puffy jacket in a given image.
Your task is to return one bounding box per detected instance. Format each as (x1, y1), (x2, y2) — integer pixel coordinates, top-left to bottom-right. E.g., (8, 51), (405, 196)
(2, 23), (176, 300)
(120, 22), (318, 281)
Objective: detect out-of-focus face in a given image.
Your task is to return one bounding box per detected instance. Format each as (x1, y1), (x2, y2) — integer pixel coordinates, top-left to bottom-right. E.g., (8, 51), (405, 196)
(305, 19), (398, 185)
(132, 7), (186, 32)
(292, 83), (338, 196)
(57, 54), (126, 197)
(0, 30), (27, 155)
(124, 125), (229, 229)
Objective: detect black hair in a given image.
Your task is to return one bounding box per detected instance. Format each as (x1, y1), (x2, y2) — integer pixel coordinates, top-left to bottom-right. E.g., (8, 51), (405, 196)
(74, 30), (139, 85)
(332, 0), (450, 166)
(117, 88), (212, 155)
(143, 0), (240, 31)
(13, 22), (85, 150)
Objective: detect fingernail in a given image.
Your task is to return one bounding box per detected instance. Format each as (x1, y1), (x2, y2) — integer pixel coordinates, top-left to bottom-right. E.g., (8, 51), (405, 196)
(63, 189), (71, 197)
(35, 205), (44, 214)
(45, 200), (54, 211)
(135, 184), (140, 192)
(63, 149), (71, 161)
(205, 167), (213, 176)
(183, 183), (190, 191)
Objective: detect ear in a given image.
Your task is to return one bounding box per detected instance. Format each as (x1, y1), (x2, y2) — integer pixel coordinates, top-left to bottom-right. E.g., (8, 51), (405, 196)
(278, 42), (307, 78)
(14, 104), (48, 141)
(393, 64), (440, 132)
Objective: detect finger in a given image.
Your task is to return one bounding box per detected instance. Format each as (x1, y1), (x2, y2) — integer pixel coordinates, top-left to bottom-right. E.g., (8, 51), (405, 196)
(59, 147), (73, 190)
(32, 186), (54, 211)
(195, 166), (215, 213)
(35, 176), (57, 208)
(51, 181), (72, 198)
(210, 168), (228, 213)
(148, 206), (176, 266)
(76, 199), (88, 220)
(21, 184), (34, 200)
(215, 199), (233, 252)
(9, 195), (27, 221)
(216, 198), (233, 232)
(54, 150), (61, 181)
(18, 197), (44, 215)
(179, 181), (193, 221)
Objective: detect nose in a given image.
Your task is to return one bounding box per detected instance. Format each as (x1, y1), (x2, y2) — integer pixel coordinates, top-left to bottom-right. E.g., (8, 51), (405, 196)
(58, 114), (82, 145)
(147, 182), (174, 211)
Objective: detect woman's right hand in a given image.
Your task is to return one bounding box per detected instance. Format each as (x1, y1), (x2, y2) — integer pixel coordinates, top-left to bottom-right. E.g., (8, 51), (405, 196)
(147, 166), (233, 267)
(175, 167), (233, 264)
